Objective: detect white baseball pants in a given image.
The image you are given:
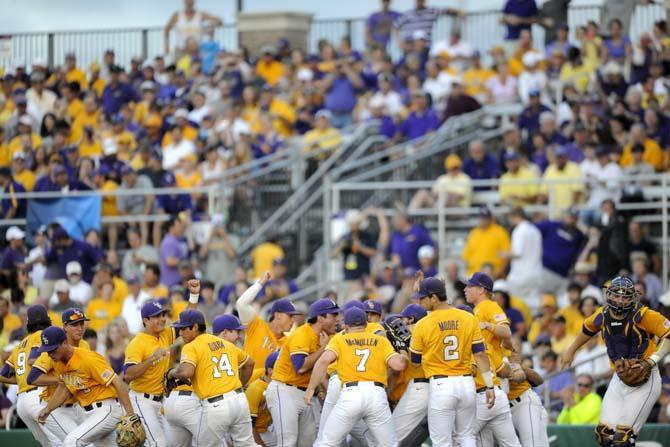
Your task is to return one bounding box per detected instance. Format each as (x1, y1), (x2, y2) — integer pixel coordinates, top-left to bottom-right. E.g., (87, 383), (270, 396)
(393, 379), (429, 445)
(509, 389), (549, 447)
(317, 374), (373, 447)
(196, 389), (256, 447)
(42, 402), (82, 445)
(600, 365), (661, 432)
(17, 389), (51, 446)
(473, 388), (520, 447)
(62, 398), (123, 447)
(428, 375), (477, 447)
(266, 380), (320, 447)
(164, 389), (201, 447)
(318, 381), (397, 447)
(130, 390), (168, 447)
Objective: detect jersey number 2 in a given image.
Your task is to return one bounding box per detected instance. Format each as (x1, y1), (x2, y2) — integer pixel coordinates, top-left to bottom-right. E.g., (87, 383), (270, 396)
(211, 354), (234, 378)
(443, 335), (459, 361)
(355, 348), (370, 372)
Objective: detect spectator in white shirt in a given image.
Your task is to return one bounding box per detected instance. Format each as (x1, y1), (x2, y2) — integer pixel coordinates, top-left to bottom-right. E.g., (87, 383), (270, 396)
(518, 51), (550, 104)
(370, 73), (404, 117)
(582, 146), (622, 225)
(162, 123), (196, 170)
(121, 275), (152, 334)
(485, 61), (518, 104)
(430, 30), (474, 72)
(422, 60), (456, 106)
(187, 91), (213, 125)
(49, 261), (93, 307)
(26, 72), (57, 122)
(503, 207), (543, 309)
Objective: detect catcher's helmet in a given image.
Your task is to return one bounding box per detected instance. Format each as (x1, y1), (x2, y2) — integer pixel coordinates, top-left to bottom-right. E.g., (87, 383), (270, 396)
(604, 276), (638, 317)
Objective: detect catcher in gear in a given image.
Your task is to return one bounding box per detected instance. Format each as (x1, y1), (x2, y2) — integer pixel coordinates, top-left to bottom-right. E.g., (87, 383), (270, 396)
(117, 413), (147, 447)
(561, 276), (670, 446)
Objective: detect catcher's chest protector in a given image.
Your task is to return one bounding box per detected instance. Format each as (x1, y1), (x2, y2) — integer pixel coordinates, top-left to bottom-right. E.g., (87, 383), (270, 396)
(602, 305), (650, 360)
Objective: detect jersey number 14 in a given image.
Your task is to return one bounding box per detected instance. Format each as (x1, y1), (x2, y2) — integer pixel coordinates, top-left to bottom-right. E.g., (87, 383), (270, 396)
(212, 354), (234, 378)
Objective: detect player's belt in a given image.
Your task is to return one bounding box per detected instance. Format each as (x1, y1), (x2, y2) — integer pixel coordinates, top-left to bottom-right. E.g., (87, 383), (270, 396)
(63, 403), (75, 408)
(142, 393), (163, 402)
(83, 398), (118, 411)
(476, 385), (501, 393)
(509, 396), (522, 408)
(282, 382), (307, 391)
(344, 381), (384, 388)
(431, 374), (472, 379)
(206, 388), (242, 403)
(412, 378), (429, 383)
(177, 390), (192, 396)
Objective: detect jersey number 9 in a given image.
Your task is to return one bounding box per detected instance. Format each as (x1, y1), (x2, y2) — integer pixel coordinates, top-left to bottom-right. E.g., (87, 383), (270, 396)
(355, 348), (370, 372)
(212, 354), (235, 378)
(443, 335), (459, 361)
(16, 352), (27, 375)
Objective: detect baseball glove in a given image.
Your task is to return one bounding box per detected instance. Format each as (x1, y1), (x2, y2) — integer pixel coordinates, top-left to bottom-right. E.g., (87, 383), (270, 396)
(116, 414), (146, 447)
(164, 368), (191, 395)
(614, 358), (652, 387)
(383, 318), (412, 352)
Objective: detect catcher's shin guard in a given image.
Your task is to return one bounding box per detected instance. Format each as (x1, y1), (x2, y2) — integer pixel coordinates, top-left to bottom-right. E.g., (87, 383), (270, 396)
(595, 423), (615, 447)
(612, 425), (637, 446)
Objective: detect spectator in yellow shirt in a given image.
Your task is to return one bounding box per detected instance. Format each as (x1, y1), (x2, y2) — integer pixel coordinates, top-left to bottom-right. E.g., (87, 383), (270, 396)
(409, 154), (472, 209)
(0, 295), (21, 349)
(461, 206), (511, 278)
(619, 123), (664, 171)
(176, 153), (203, 189)
(78, 126), (103, 158)
(256, 46), (284, 87)
(303, 110), (342, 159)
(558, 283), (585, 336)
(86, 282), (121, 332)
(252, 86), (296, 137)
(11, 152), (35, 191)
(61, 81), (84, 121)
(70, 93), (101, 144)
(88, 62), (106, 98)
(92, 262), (129, 306)
(161, 109), (198, 147)
(250, 238), (285, 279)
(499, 151), (539, 206)
(559, 47), (593, 93)
(142, 264), (169, 299)
(557, 374), (602, 425)
(64, 52), (89, 89)
(133, 81), (157, 124)
(539, 146), (583, 217)
(462, 51), (495, 102)
(549, 315), (576, 355)
(528, 294), (558, 344)
(8, 116), (42, 159)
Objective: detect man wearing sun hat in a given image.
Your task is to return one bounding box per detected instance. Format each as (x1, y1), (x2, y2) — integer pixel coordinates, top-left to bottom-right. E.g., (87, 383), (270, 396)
(267, 297), (340, 447)
(409, 152), (472, 211)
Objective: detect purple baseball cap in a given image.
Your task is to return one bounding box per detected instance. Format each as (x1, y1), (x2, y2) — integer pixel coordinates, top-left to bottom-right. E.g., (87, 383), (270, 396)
(308, 298), (340, 319)
(363, 300), (382, 315)
(38, 326), (67, 353)
(27, 304), (50, 325)
(61, 307), (90, 325)
(172, 309), (206, 328)
(466, 272), (493, 292)
(343, 300), (365, 311)
(265, 351), (279, 370)
(456, 304), (474, 314)
(343, 308), (367, 327)
(401, 304), (427, 321)
(269, 299), (301, 315)
(212, 314), (245, 333)
(141, 300), (166, 319)
(384, 313), (402, 325)
(417, 277), (446, 299)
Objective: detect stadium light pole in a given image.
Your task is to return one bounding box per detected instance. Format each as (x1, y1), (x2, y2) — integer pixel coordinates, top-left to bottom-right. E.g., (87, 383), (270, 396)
(237, 0), (243, 13)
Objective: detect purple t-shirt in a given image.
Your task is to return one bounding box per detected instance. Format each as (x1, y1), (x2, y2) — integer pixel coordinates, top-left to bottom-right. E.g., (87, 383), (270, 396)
(367, 11), (402, 46)
(0, 247), (25, 270)
(325, 76), (358, 114)
(388, 225), (435, 271)
(159, 235), (187, 287)
(399, 109), (440, 141)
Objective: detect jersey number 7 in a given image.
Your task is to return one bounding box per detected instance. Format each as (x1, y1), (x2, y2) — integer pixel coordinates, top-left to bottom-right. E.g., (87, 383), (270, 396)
(355, 348), (370, 372)
(212, 354), (234, 378)
(443, 335), (459, 361)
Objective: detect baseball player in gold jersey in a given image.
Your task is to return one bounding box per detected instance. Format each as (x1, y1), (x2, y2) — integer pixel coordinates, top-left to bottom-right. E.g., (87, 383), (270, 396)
(237, 272), (301, 373)
(305, 307), (407, 447)
(35, 326), (136, 446)
(28, 308), (91, 445)
(410, 277), (495, 447)
(247, 351), (280, 447)
(465, 273), (520, 447)
(0, 305), (53, 446)
(167, 308), (257, 446)
(124, 280), (198, 446)
(507, 350), (549, 447)
(267, 298), (340, 447)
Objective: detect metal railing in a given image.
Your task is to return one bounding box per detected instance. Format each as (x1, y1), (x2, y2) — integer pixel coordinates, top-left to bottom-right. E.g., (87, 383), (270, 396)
(326, 174), (670, 290)
(2, 4), (666, 69)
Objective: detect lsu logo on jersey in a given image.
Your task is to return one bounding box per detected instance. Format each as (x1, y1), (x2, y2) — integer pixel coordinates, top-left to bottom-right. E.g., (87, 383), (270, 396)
(261, 336), (277, 351)
(61, 373), (91, 393)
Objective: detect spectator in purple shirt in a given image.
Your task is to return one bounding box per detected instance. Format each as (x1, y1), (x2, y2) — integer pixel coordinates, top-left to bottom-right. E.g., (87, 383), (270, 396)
(1, 226), (27, 273)
(33, 164), (91, 192)
(368, 96), (397, 143)
(0, 168), (27, 219)
(502, 0), (539, 42)
(517, 90), (552, 136)
(366, 0), (402, 48)
(388, 210), (434, 273)
(159, 216), (189, 287)
(41, 228), (103, 283)
(398, 91), (439, 141)
(321, 58), (364, 129)
(101, 65), (140, 116)
(462, 139), (500, 190)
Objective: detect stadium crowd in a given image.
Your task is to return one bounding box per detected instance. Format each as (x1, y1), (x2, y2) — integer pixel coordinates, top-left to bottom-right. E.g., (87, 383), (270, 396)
(1, 0), (670, 432)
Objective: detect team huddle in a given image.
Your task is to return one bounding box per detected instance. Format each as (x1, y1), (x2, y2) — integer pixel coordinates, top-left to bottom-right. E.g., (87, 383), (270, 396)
(0, 270), (669, 447)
